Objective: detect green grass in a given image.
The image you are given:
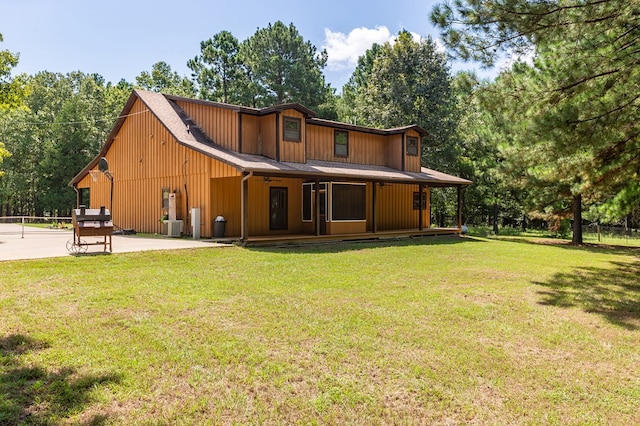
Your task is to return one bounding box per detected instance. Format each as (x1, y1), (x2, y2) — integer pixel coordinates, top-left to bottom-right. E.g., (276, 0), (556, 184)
(1, 236), (639, 424)
(22, 221), (72, 230)
(470, 225), (640, 248)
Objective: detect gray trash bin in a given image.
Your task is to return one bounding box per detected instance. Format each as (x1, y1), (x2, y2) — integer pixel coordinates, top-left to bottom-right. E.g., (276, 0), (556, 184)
(213, 215), (226, 238)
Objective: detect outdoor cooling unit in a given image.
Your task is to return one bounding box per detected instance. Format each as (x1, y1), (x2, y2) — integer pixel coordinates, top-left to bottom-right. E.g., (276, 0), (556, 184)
(166, 219), (183, 238)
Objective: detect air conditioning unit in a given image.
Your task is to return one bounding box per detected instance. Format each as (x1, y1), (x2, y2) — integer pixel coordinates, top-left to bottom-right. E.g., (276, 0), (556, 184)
(166, 219), (183, 237)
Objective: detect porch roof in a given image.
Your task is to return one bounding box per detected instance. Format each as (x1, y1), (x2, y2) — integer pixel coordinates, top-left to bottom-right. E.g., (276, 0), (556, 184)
(189, 139), (471, 186)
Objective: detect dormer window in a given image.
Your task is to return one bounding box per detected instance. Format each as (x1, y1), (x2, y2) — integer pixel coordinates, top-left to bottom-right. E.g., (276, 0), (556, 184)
(406, 136), (419, 156)
(283, 117), (301, 142)
(334, 130), (349, 157)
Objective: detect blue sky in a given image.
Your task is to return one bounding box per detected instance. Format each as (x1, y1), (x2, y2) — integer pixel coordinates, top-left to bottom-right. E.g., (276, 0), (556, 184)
(0, 0), (492, 91)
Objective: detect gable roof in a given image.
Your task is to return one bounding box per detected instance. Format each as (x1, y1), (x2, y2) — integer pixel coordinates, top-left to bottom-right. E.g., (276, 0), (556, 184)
(70, 90), (470, 187)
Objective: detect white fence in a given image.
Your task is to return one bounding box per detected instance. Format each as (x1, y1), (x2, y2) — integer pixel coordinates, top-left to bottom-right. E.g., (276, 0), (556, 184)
(0, 216), (73, 239)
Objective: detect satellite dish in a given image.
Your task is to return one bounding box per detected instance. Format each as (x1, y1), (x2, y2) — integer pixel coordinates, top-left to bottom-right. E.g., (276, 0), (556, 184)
(98, 157), (109, 172)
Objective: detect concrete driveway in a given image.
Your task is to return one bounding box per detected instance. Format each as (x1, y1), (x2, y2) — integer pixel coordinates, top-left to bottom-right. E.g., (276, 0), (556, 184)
(0, 223), (225, 261)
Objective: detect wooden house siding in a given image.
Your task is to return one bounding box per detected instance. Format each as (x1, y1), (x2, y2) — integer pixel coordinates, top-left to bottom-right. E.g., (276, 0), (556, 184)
(79, 98), (214, 236)
(209, 158), (241, 179)
(306, 124), (388, 165)
(260, 114), (277, 160)
(279, 110), (306, 163)
(376, 184), (430, 231)
(249, 177), (304, 235)
(210, 176), (304, 237)
(210, 176), (242, 237)
(386, 134), (403, 170)
(404, 130), (422, 172)
(240, 114), (261, 155)
(174, 100), (238, 151)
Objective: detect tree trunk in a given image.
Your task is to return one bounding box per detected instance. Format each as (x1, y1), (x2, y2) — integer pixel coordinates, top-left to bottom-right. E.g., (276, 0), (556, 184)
(492, 202), (499, 234)
(572, 194), (583, 244)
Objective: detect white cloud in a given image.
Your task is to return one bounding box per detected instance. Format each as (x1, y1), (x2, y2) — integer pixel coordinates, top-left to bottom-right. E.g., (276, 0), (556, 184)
(323, 26), (395, 71)
(323, 26), (428, 71)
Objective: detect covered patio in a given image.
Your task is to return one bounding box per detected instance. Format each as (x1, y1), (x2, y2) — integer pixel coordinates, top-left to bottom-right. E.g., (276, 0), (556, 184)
(234, 159), (470, 243)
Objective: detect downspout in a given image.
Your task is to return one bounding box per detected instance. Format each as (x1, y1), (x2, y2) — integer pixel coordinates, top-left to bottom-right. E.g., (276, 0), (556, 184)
(73, 185), (80, 208)
(241, 171), (253, 242)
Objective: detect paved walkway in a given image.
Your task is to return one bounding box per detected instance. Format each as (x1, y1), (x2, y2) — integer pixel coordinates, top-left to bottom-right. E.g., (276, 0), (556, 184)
(0, 223), (225, 261)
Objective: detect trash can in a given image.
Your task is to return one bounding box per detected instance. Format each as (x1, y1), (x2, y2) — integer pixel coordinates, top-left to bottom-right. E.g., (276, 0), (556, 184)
(213, 215), (226, 238)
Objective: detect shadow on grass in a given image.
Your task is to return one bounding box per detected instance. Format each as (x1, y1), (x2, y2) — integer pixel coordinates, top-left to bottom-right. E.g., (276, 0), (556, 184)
(0, 334), (120, 425)
(246, 234), (485, 254)
(535, 260), (640, 329)
(487, 235), (640, 256)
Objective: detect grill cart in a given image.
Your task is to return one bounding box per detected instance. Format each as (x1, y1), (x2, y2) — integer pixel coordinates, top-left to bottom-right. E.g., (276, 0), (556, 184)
(67, 206), (113, 253)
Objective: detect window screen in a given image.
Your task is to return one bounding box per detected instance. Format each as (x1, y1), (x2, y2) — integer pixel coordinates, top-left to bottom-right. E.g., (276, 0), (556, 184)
(302, 184), (312, 221)
(332, 184), (366, 220)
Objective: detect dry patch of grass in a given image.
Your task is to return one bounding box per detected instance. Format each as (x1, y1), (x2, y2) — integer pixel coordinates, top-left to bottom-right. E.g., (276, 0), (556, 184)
(1, 236), (639, 424)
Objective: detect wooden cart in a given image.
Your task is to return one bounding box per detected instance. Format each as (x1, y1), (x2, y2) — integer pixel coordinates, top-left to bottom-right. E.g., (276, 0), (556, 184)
(67, 207), (113, 253)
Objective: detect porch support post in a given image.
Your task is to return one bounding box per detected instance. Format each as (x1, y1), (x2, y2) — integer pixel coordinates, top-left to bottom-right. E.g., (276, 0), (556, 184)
(418, 183), (424, 231)
(372, 181), (377, 234)
(241, 171), (252, 241)
(457, 186), (463, 231)
(315, 179), (320, 236)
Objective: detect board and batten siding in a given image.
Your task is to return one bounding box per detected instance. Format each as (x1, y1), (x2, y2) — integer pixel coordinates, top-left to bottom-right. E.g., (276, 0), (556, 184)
(403, 129), (422, 173)
(240, 114), (261, 155)
(210, 176), (304, 237)
(80, 98), (216, 236)
(375, 184), (430, 231)
(386, 134), (403, 170)
(260, 114), (277, 160)
(174, 100), (239, 152)
(306, 124), (389, 165)
(279, 110), (306, 163)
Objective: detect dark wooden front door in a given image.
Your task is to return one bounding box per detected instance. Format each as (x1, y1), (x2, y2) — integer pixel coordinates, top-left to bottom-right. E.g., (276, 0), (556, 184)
(269, 187), (288, 230)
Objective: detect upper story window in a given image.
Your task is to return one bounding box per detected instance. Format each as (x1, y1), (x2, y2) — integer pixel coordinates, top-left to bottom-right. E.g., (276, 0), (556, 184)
(406, 136), (419, 156)
(283, 117), (301, 142)
(334, 130), (349, 157)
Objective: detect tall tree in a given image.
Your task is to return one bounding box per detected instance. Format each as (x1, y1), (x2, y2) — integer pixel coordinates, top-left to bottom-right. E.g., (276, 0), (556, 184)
(341, 31), (463, 226)
(36, 72), (112, 215)
(188, 31), (251, 104)
(240, 21), (329, 109)
(0, 32), (24, 180)
(431, 0), (640, 243)
(0, 72), (121, 216)
(453, 72), (514, 230)
(136, 61), (195, 97)
(344, 31), (460, 173)
(0, 108), (30, 214)
(339, 43), (383, 124)
(0, 33), (25, 111)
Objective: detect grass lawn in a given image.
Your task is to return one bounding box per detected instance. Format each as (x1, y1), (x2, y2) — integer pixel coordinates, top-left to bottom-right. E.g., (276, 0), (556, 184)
(1, 236), (639, 424)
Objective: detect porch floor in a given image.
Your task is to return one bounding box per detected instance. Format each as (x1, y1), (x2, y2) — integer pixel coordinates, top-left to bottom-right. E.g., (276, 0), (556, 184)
(206, 227), (461, 246)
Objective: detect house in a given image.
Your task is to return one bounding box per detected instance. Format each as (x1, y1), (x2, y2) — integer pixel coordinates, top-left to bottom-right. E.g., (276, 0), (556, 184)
(70, 89), (471, 243)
